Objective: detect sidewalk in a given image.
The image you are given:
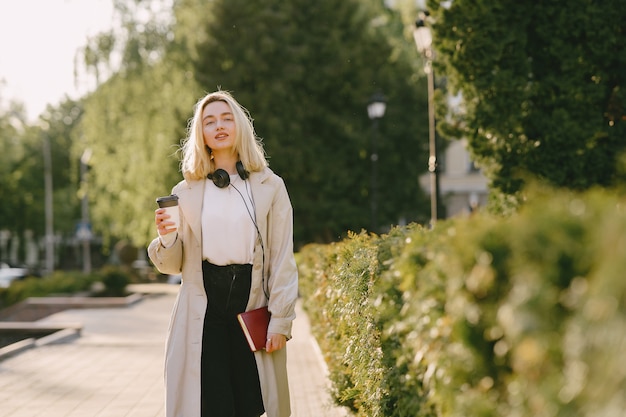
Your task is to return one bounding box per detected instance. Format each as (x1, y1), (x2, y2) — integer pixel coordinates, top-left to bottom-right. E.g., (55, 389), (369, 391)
(0, 284), (349, 417)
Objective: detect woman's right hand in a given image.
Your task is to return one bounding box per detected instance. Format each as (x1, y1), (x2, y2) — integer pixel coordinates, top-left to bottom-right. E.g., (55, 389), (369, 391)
(155, 208), (177, 236)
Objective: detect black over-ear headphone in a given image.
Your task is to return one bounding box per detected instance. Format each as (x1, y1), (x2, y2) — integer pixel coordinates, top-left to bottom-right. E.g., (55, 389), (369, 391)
(207, 161), (249, 188)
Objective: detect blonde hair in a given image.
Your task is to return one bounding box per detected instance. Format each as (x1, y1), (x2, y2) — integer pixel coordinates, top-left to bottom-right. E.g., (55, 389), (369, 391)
(180, 90), (267, 181)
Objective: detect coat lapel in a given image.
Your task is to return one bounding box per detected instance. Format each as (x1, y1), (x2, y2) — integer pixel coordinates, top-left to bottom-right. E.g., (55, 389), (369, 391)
(248, 169), (273, 232)
(177, 179), (205, 245)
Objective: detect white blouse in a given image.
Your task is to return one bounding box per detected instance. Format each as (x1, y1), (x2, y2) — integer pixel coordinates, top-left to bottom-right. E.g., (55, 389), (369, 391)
(201, 174), (256, 266)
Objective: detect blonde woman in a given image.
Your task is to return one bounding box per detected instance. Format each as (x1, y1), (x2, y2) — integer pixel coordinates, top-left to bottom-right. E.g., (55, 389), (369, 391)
(149, 90), (298, 417)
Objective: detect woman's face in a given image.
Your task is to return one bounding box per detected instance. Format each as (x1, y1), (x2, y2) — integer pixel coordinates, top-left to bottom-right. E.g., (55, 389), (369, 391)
(202, 100), (236, 154)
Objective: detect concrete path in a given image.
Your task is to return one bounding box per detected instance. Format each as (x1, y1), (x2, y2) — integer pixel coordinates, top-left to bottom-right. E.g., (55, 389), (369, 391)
(0, 284), (349, 417)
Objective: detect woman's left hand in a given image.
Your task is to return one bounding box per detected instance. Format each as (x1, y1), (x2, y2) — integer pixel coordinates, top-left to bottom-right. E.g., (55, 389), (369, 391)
(265, 333), (287, 353)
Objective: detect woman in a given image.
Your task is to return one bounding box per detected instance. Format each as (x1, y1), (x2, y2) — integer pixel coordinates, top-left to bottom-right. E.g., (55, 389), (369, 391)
(148, 90), (298, 417)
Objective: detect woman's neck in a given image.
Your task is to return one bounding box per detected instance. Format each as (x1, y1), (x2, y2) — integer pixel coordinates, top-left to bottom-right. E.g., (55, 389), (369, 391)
(213, 152), (239, 174)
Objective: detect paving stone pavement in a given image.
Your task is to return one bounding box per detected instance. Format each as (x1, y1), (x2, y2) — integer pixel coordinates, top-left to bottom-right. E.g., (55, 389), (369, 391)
(0, 284), (350, 417)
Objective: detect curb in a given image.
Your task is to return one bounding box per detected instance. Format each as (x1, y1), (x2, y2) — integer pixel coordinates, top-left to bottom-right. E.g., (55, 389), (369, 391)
(36, 327), (82, 346)
(0, 337), (36, 360)
(0, 293), (144, 361)
(23, 292), (143, 308)
(0, 324), (83, 361)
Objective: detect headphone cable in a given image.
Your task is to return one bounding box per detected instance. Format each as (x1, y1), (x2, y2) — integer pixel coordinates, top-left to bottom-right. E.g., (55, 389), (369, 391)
(230, 182), (269, 301)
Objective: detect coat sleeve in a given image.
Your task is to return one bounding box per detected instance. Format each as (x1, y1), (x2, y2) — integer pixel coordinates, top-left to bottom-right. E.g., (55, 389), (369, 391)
(147, 182), (185, 276)
(148, 235), (183, 276)
(266, 177), (299, 338)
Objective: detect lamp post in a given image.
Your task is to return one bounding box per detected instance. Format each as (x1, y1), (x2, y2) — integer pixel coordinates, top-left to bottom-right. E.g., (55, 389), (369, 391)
(414, 12), (438, 228)
(367, 92), (387, 233)
(79, 149), (93, 274)
(40, 122), (55, 275)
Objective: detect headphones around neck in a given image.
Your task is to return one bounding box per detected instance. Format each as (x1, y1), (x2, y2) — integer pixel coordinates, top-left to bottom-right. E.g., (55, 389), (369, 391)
(207, 161), (249, 188)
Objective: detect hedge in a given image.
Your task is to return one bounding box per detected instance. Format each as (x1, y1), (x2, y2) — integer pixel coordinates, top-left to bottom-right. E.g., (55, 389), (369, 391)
(0, 266), (131, 309)
(297, 186), (626, 417)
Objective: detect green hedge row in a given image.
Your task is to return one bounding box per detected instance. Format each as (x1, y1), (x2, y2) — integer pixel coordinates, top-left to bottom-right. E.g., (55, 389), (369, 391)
(297, 186), (626, 417)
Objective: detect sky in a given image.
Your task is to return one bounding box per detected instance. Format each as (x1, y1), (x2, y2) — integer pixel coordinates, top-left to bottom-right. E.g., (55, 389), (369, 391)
(0, 0), (114, 121)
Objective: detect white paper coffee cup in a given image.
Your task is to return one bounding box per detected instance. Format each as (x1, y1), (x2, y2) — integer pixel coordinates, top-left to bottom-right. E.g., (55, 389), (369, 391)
(156, 195), (179, 231)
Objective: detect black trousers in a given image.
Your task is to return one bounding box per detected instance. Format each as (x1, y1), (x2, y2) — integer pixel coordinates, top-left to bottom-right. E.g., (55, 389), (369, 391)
(200, 261), (264, 417)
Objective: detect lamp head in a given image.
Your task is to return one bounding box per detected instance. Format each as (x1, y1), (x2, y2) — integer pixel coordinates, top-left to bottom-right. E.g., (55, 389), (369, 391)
(367, 92), (387, 120)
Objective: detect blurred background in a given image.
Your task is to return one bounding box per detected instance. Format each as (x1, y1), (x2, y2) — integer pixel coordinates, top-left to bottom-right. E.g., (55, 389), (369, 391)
(0, 0), (438, 279)
(2, 0), (623, 282)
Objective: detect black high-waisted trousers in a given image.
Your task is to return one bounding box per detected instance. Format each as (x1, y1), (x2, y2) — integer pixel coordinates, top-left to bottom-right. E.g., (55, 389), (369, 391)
(201, 261), (264, 417)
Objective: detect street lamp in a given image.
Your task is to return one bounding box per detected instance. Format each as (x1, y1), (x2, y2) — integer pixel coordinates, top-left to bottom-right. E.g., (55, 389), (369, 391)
(367, 92), (386, 233)
(39, 120), (55, 275)
(79, 149), (93, 274)
(414, 11), (438, 228)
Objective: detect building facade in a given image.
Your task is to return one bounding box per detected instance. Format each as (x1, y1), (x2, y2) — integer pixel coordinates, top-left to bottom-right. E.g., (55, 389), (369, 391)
(420, 138), (489, 218)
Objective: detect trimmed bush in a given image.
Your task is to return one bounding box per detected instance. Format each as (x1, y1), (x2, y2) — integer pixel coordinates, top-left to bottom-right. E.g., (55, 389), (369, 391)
(99, 266), (130, 296)
(0, 265), (132, 309)
(298, 186), (626, 416)
(0, 271), (99, 309)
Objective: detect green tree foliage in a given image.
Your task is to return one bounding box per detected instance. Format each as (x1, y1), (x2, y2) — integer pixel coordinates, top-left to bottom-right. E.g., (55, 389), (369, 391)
(40, 99), (85, 235)
(0, 92), (83, 262)
(0, 100), (39, 238)
(76, 0), (200, 246)
(191, 0), (430, 244)
(75, 0), (431, 247)
(78, 66), (197, 246)
(428, 0), (626, 201)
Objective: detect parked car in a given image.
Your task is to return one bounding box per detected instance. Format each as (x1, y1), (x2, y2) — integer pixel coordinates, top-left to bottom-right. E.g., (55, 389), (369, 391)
(0, 263), (30, 288)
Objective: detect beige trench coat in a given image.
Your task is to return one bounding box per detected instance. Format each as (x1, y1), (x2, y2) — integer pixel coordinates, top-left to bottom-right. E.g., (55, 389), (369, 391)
(148, 167), (298, 417)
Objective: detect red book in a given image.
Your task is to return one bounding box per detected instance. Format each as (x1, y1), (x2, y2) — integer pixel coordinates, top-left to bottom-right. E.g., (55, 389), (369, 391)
(237, 306), (270, 352)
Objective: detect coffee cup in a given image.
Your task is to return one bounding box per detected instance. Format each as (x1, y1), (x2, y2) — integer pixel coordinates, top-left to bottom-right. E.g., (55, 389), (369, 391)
(156, 195), (179, 231)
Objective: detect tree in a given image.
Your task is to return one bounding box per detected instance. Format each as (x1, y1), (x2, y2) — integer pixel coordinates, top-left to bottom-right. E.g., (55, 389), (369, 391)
(0, 93), (83, 267)
(75, 0), (199, 247)
(40, 99), (85, 234)
(428, 0), (626, 203)
(77, 62), (197, 247)
(75, 0), (431, 247)
(0, 98), (39, 255)
(192, 0), (429, 245)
